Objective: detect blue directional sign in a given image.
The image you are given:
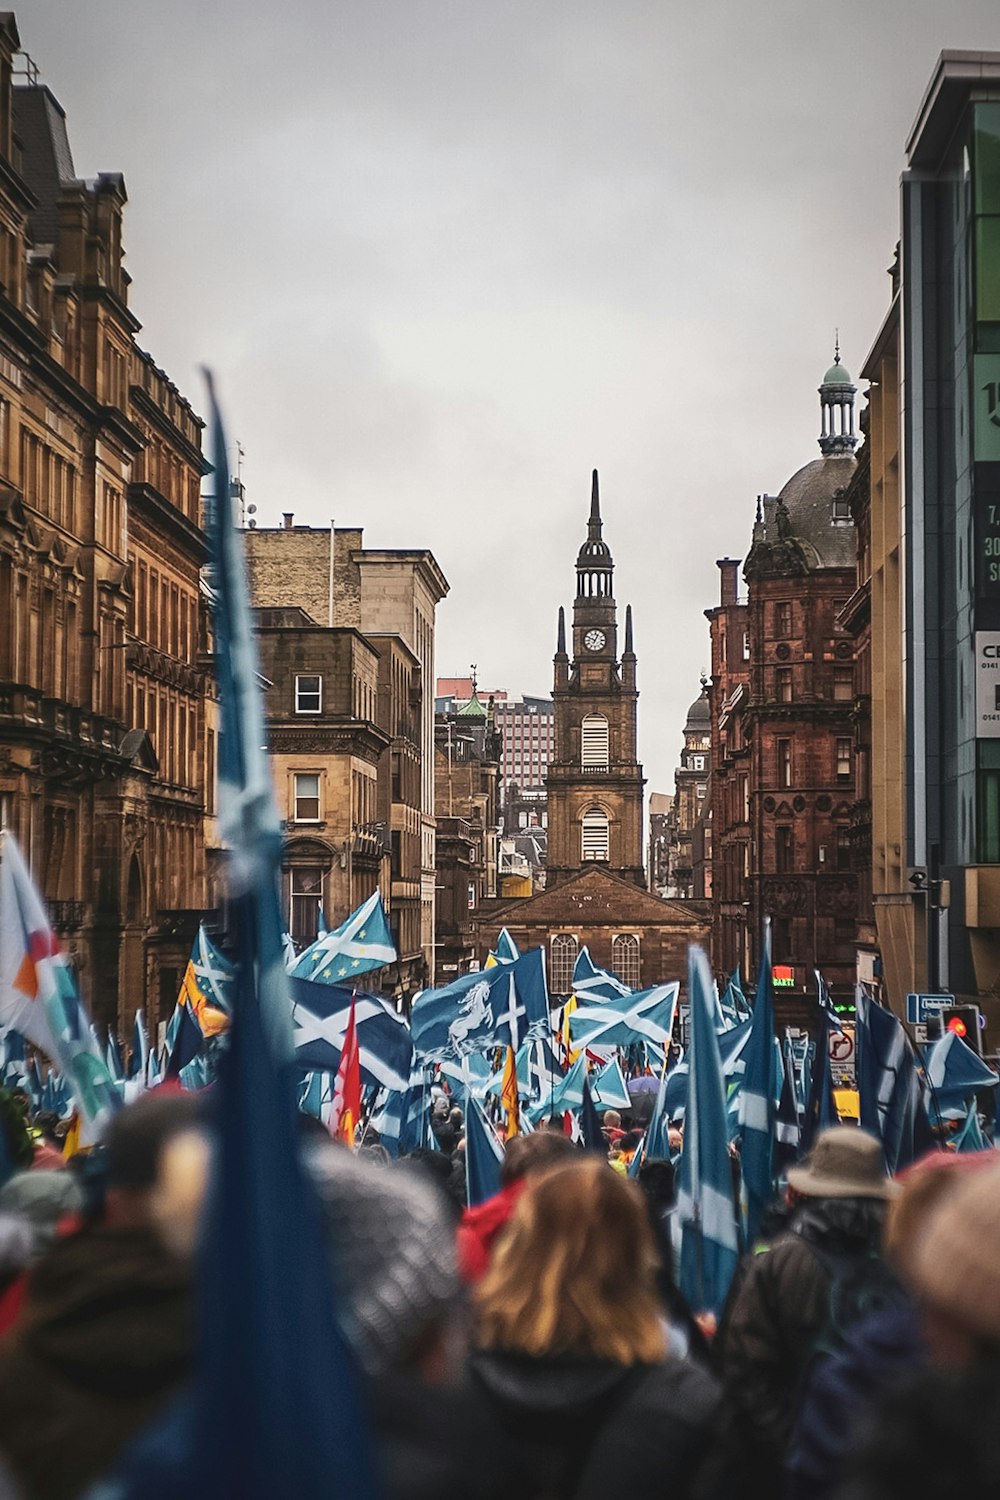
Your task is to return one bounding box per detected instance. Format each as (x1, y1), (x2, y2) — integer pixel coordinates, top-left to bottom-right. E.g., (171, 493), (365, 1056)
(905, 993), (954, 1025)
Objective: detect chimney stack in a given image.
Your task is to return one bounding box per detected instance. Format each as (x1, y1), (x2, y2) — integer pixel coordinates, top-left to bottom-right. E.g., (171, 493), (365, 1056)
(282, 512), (293, 530)
(718, 557), (740, 606)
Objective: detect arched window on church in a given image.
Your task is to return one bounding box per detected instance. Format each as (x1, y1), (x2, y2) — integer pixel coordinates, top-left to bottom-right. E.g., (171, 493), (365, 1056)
(550, 933), (579, 995)
(581, 806), (610, 862)
(581, 713), (609, 769)
(611, 933), (640, 989)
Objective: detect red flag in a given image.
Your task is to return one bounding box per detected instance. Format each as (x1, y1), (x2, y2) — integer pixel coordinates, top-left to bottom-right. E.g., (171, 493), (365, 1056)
(329, 995), (362, 1147)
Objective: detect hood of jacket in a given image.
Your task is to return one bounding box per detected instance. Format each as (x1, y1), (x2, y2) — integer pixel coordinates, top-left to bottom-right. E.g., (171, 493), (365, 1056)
(468, 1348), (637, 1418)
(792, 1194), (886, 1256)
(12, 1222), (193, 1397)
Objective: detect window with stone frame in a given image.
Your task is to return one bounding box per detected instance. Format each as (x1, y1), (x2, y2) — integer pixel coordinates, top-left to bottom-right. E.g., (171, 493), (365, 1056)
(581, 714), (610, 768)
(581, 806), (610, 861)
(611, 933), (640, 989)
(549, 933), (579, 995)
(836, 738), (852, 779)
(775, 601), (793, 636)
(290, 867), (323, 944)
(293, 772), (321, 823)
(295, 674), (322, 714)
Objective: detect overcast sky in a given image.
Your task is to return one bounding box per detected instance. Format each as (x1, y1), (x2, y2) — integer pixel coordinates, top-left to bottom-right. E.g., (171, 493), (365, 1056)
(22, 0), (1000, 797)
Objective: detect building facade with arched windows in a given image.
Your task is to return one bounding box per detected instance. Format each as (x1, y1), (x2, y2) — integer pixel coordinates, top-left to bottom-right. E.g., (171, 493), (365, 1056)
(545, 471), (645, 889)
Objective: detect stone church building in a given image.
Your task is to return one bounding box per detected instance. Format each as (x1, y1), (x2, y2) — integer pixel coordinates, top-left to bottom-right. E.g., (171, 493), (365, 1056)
(475, 472), (709, 993)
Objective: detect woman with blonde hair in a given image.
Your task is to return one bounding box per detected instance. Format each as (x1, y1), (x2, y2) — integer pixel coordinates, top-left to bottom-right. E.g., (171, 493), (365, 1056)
(467, 1157), (719, 1500)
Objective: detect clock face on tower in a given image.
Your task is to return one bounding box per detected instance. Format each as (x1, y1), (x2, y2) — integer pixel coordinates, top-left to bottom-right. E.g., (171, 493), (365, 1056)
(584, 629), (606, 652)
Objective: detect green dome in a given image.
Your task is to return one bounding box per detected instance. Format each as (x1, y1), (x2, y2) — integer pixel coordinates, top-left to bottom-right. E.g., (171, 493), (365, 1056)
(822, 360), (853, 386)
(457, 690), (487, 719)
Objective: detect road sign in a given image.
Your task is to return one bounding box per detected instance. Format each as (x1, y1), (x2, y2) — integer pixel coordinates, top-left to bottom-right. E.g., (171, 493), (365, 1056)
(829, 1022), (856, 1083)
(905, 993), (954, 1025)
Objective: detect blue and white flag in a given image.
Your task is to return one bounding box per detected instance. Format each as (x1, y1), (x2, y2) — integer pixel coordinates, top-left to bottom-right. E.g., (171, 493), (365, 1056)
(411, 947), (549, 1061)
(489, 927), (520, 965)
(290, 977), (412, 1093)
(528, 1054), (588, 1121)
(466, 1097), (504, 1206)
(677, 947), (740, 1317)
(857, 992), (932, 1173)
(720, 969), (750, 1028)
(814, 969), (845, 1034)
(569, 983), (679, 1051)
(571, 946), (630, 1001)
(739, 919), (778, 1243)
(953, 1101), (991, 1154)
(290, 889), (396, 985)
(924, 1028), (997, 1108)
(105, 376), (380, 1499)
(592, 1056), (632, 1111)
(775, 1043), (800, 1170)
(128, 1010), (149, 1082)
(373, 1064), (434, 1158)
(439, 1051), (493, 1096)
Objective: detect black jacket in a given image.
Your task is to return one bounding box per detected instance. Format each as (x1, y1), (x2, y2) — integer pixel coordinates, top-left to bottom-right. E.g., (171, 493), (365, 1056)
(467, 1349), (720, 1500)
(0, 1224), (192, 1500)
(716, 1196), (887, 1496)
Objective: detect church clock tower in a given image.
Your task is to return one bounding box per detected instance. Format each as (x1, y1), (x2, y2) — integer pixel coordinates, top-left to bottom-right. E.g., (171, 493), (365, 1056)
(546, 471), (646, 889)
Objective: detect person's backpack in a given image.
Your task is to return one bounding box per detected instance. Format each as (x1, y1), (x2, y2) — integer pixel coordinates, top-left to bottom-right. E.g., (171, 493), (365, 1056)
(802, 1238), (908, 1362)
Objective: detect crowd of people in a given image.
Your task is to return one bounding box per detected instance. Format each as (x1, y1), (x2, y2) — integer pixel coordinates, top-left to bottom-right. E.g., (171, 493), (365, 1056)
(0, 1084), (994, 1498)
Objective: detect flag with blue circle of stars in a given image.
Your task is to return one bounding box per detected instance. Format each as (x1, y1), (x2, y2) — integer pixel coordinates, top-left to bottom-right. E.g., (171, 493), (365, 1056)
(289, 889), (396, 985)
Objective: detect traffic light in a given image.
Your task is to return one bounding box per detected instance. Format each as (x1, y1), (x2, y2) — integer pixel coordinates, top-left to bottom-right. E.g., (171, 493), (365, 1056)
(941, 1006), (984, 1056)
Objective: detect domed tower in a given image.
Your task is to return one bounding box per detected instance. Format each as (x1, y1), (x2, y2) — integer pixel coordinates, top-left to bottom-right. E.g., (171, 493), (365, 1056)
(818, 339), (858, 456)
(547, 471), (645, 890)
(738, 347), (861, 1004)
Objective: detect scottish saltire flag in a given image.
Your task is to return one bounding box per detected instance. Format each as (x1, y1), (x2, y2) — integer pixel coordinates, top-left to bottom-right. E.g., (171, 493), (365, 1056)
(166, 1004), (203, 1079)
(814, 969), (845, 1034)
(569, 982), (679, 1051)
(0, 831), (120, 1131)
(739, 919), (779, 1243)
(954, 1102), (991, 1153)
(775, 1046), (800, 1170)
(290, 889), (396, 985)
(677, 946), (740, 1317)
(372, 1063), (434, 1158)
(439, 1050), (493, 1095)
(411, 947), (549, 1061)
(580, 1078), (606, 1152)
(571, 946), (630, 1001)
(486, 927), (520, 967)
(924, 1028), (997, 1110)
(128, 1010), (149, 1081)
(466, 1096), (503, 1206)
(105, 1031), (124, 1083)
(856, 992), (906, 1145)
(528, 1054), (589, 1122)
(592, 1056), (632, 1110)
(179, 925), (233, 1039)
(800, 1011), (838, 1155)
(720, 969), (750, 1027)
(290, 977), (412, 1092)
(299, 1071), (329, 1122)
(146, 376), (379, 1499)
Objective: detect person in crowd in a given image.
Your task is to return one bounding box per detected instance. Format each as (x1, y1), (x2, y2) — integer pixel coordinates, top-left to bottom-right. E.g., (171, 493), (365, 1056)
(456, 1130), (575, 1282)
(784, 1151), (993, 1498)
(0, 1091), (207, 1500)
(600, 1109), (625, 1147)
(834, 1154), (1000, 1500)
(467, 1156), (720, 1499)
(717, 1126), (896, 1496)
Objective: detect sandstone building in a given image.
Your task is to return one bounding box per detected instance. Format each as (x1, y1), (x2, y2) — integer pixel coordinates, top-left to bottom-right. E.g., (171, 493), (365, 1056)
(546, 472), (644, 889)
(244, 520), (447, 985)
(0, 22), (213, 1034)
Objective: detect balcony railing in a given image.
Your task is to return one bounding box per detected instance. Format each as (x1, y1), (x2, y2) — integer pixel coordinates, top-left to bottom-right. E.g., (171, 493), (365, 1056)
(49, 900), (87, 931)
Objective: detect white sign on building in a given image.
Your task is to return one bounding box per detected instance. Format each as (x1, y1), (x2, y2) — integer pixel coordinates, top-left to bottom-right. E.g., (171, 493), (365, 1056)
(975, 632), (1000, 739)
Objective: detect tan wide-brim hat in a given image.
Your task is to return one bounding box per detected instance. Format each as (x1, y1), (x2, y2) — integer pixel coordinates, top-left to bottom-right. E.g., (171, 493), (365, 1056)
(786, 1125), (900, 1200)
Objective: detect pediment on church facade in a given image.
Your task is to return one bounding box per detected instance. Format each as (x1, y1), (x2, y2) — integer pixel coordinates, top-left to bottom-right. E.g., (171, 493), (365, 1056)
(487, 864), (710, 929)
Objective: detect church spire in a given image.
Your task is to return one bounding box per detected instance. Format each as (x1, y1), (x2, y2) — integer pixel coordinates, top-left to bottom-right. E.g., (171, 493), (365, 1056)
(557, 605), (566, 655)
(576, 468), (614, 599)
(624, 603), (634, 655)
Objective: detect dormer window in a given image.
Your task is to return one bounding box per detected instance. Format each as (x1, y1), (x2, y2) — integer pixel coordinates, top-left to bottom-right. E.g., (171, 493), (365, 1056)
(832, 492), (852, 523)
